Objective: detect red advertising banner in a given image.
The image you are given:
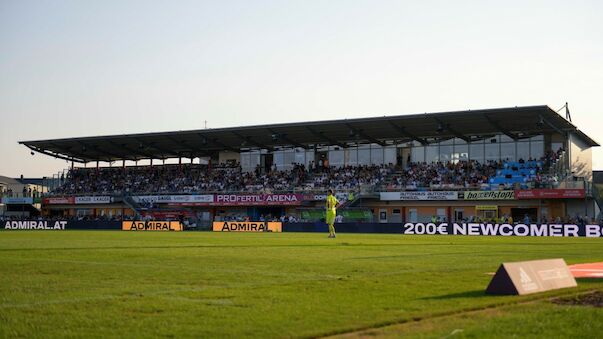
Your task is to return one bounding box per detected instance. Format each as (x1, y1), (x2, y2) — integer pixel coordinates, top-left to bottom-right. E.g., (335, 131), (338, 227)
(213, 194), (304, 206)
(43, 197), (75, 205)
(515, 189), (586, 199)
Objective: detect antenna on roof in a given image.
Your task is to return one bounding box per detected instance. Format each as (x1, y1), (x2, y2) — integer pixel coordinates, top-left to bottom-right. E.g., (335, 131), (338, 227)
(204, 120), (208, 129)
(555, 102), (572, 122)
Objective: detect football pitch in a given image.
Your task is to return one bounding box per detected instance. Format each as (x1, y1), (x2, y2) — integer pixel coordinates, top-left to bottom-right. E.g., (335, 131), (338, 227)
(0, 231), (602, 338)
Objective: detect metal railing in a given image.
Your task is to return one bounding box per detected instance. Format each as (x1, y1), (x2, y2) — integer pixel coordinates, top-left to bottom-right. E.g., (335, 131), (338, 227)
(41, 187), (362, 197)
(593, 184), (603, 220)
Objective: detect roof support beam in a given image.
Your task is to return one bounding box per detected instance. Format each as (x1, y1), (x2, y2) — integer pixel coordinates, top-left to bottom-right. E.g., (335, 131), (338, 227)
(166, 136), (212, 157)
(433, 118), (470, 142)
(197, 133), (239, 153)
(165, 136), (187, 157)
(345, 124), (386, 146)
(387, 121), (428, 145)
(483, 115), (518, 140)
(135, 138), (171, 159)
(231, 131), (273, 151)
(107, 140), (155, 159)
(75, 140), (133, 161)
(24, 144), (87, 163)
(305, 127), (346, 148)
(49, 143), (93, 162)
(539, 115), (565, 135)
(266, 129), (309, 149)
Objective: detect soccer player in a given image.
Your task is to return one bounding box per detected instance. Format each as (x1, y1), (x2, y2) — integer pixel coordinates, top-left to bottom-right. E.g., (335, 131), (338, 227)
(326, 189), (340, 238)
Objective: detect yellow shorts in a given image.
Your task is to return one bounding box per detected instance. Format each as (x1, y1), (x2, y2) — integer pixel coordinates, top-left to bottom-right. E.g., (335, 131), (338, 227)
(326, 212), (336, 225)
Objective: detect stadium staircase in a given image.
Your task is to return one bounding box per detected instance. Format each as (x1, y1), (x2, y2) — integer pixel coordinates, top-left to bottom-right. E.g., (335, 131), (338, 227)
(122, 195), (143, 217)
(380, 168), (404, 190)
(338, 190), (361, 209)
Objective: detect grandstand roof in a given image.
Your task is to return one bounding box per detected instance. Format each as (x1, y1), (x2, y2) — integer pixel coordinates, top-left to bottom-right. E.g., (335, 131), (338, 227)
(19, 105), (599, 163)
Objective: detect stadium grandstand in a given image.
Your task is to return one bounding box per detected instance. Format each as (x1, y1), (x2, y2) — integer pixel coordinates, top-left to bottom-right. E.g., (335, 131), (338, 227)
(6, 105), (601, 228)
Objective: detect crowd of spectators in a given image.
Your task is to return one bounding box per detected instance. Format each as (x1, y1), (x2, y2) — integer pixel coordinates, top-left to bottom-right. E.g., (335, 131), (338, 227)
(304, 164), (393, 190)
(387, 160), (499, 190)
(542, 148), (564, 168)
(0, 214), (135, 222)
(46, 147), (565, 195)
(386, 148), (566, 190)
(0, 186), (41, 198)
(50, 162), (392, 195)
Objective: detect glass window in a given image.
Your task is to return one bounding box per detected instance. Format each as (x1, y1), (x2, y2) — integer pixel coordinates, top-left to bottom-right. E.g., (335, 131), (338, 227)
(284, 150), (295, 169)
(411, 146), (425, 163)
(370, 145), (384, 165)
(470, 143), (484, 163)
(530, 141), (544, 160)
(273, 150), (284, 170)
(453, 143), (469, 163)
(358, 149), (370, 165)
(517, 141), (530, 161)
(485, 143), (499, 162)
(439, 145), (453, 163)
(240, 153), (250, 171)
(249, 151), (260, 172)
(241, 151), (260, 172)
(384, 146), (396, 166)
(500, 142), (516, 162)
(440, 138), (454, 145)
(530, 135), (544, 141)
(304, 150), (315, 168)
(425, 145), (439, 163)
(347, 147), (358, 165)
(294, 148), (306, 165)
(329, 149), (344, 167)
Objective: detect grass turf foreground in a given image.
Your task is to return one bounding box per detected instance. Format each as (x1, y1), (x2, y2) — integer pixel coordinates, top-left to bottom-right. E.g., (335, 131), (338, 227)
(0, 231), (601, 338)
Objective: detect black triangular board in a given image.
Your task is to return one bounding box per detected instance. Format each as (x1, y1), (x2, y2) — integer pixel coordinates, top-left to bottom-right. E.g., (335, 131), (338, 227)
(485, 264), (519, 295)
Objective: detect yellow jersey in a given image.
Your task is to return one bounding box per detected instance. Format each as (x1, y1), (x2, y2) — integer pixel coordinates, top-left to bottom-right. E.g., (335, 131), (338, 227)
(326, 195), (339, 214)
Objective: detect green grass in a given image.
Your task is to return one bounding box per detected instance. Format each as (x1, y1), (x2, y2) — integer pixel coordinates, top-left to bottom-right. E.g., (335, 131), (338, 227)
(0, 231), (602, 338)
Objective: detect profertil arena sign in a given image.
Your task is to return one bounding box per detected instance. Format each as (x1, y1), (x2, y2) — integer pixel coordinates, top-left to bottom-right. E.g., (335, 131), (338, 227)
(213, 221), (282, 232)
(122, 221), (183, 231)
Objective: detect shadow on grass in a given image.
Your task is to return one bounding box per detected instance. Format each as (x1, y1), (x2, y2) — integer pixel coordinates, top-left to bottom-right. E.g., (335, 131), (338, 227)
(420, 289), (486, 300)
(575, 278), (603, 283)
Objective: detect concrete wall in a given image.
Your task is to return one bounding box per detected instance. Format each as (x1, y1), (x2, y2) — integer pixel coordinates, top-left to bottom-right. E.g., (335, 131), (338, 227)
(569, 133), (593, 182)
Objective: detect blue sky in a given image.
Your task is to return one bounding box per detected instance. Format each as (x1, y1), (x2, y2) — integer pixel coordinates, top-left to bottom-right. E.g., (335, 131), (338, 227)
(1, 0), (602, 177)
